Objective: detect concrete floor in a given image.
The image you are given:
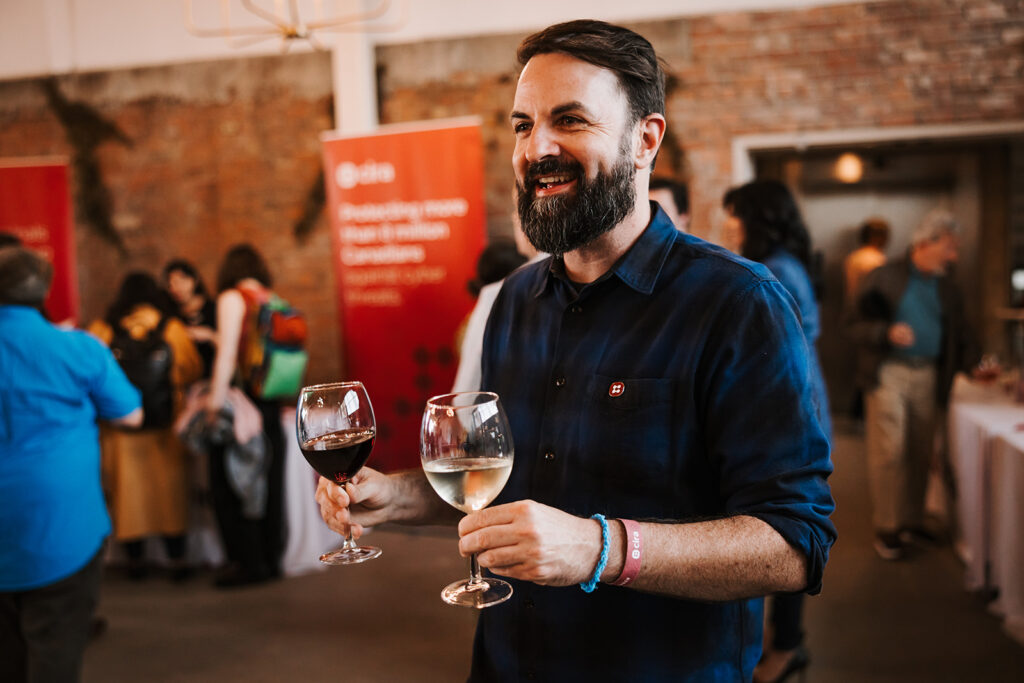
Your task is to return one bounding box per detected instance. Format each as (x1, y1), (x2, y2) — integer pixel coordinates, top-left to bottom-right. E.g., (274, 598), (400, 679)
(83, 424), (1024, 682)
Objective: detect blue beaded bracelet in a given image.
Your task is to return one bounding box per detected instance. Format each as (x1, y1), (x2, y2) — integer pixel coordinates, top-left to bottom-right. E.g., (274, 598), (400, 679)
(580, 513), (610, 593)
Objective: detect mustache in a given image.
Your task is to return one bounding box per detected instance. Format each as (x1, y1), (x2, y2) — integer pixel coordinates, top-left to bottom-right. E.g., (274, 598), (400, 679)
(523, 157), (583, 187)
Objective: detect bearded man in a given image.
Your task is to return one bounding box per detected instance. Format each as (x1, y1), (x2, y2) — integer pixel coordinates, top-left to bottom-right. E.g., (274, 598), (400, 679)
(318, 20), (835, 681)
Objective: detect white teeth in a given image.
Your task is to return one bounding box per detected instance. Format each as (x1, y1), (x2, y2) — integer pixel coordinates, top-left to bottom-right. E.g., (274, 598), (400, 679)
(537, 175), (570, 185)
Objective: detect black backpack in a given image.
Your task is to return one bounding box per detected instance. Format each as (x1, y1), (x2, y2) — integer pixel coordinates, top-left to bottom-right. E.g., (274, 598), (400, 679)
(110, 316), (174, 429)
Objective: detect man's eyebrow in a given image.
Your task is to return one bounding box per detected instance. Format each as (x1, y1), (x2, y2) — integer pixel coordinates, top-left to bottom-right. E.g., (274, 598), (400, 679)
(550, 101), (592, 118)
(509, 101), (594, 123)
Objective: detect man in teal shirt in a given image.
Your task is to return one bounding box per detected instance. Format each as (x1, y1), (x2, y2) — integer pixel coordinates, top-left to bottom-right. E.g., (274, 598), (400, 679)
(848, 209), (979, 560)
(0, 247), (142, 682)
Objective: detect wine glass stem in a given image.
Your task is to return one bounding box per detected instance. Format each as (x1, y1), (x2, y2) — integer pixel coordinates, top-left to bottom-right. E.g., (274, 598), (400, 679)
(342, 530), (358, 551)
(468, 553), (485, 588)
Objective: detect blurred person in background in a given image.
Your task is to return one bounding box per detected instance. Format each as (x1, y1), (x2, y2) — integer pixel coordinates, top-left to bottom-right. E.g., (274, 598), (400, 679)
(164, 259), (217, 378)
(848, 208), (980, 561)
(204, 244), (286, 587)
(89, 272), (201, 581)
(723, 179), (831, 683)
(452, 206), (542, 393)
(1, 247), (141, 682)
(844, 217), (890, 307)
(649, 176), (689, 232)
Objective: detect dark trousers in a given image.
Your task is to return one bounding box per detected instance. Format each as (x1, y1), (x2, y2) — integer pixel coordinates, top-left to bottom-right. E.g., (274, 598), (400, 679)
(0, 549), (103, 683)
(769, 593), (805, 651)
(124, 536), (186, 562)
(208, 398), (286, 577)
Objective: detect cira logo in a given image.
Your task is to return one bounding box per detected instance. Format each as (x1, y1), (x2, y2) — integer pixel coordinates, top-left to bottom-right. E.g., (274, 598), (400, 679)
(335, 160), (396, 190)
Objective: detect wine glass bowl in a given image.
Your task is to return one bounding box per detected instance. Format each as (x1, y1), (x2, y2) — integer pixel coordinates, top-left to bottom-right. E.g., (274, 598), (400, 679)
(421, 391), (514, 608)
(296, 381), (381, 565)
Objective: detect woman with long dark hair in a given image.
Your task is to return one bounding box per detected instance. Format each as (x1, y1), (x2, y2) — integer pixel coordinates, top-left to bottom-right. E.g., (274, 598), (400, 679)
(723, 180), (831, 683)
(204, 244), (286, 588)
(88, 272), (201, 580)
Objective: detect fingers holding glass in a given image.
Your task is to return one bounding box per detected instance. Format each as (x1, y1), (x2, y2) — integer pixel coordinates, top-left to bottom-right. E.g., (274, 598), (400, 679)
(297, 382), (381, 565)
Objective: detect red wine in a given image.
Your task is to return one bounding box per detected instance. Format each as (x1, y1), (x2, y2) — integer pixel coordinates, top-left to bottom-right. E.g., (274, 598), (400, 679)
(300, 428), (375, 484)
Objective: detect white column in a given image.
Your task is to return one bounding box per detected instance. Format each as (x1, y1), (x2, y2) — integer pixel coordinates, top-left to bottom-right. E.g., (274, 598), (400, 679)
(329, 1), (378, 135)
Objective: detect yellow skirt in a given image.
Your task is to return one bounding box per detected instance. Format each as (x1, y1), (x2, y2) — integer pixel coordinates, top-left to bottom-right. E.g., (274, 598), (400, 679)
(100, 426), (188, 541)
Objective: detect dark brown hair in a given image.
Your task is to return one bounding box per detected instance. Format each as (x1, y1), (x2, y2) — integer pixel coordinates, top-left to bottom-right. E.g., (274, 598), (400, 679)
(517, 20), (666, 124)
(216, 243), (272, 293)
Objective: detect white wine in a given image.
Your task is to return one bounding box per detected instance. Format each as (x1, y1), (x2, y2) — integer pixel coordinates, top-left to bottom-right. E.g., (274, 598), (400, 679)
(423, 457), (512, 513)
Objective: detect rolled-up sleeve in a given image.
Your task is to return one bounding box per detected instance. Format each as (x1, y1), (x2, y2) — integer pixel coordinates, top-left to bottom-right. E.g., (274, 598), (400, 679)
(701, 278), (837, 594)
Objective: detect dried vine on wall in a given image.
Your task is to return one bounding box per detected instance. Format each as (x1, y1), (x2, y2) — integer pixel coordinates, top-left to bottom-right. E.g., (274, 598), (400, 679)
(293, 167), (325, 242)
(41, 78), (133, 254)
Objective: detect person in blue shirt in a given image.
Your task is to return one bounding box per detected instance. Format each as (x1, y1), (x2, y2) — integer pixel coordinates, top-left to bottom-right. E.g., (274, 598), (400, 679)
(0, 247), (142, 683)
(317, 20), (835, 681)
(847, 209), (979, 561)
(723, 179), (832, 683)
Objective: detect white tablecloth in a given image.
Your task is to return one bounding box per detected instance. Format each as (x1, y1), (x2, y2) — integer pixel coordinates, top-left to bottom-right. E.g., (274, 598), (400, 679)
(948, 375), (1024, 645)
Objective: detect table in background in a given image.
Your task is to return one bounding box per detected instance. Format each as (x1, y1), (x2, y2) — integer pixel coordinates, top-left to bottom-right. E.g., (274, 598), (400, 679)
(948, 374), (1024, 645)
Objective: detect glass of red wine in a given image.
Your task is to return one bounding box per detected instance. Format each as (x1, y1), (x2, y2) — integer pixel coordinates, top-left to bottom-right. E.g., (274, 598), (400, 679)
(421, 392), (514, 608)
(296, 381), (381, 565)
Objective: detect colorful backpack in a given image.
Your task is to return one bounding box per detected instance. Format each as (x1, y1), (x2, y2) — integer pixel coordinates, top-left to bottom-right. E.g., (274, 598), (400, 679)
(240, 292), (309, 400)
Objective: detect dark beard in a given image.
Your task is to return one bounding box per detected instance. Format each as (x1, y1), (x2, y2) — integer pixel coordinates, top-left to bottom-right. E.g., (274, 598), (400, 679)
(516, 153), (636, 256)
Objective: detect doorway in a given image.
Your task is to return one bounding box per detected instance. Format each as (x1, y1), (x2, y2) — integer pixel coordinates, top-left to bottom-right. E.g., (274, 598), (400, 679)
(753, 138), (1012, 417)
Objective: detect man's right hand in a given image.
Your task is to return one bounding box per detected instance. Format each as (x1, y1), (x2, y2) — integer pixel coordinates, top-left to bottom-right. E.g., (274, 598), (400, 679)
(315, 467), (395, 539)
(887, 322), (915, 348)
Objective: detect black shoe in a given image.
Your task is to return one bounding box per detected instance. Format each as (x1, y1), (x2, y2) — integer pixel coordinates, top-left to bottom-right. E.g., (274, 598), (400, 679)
(89, 616), (108, 641)
(753, 645), (810, 683)
(126, 561), (148, 581)
(213, 566), (273, 589)
(899, 526), (943, 547)
(169, 566), (194, 583)
(874, 531), (904, 560)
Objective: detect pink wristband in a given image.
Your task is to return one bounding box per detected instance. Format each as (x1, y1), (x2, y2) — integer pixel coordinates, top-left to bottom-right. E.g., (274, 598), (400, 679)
(610, 518), (642, 586)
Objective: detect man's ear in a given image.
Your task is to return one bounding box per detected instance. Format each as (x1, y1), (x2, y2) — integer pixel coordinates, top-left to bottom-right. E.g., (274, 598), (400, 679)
(633, 114), (666, 171)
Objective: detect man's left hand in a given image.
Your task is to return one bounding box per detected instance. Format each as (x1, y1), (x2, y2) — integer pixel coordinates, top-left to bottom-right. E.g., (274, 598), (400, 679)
(457, 500), (605, 587)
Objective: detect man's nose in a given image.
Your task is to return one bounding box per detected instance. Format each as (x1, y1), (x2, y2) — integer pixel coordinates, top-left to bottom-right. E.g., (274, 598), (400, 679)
(524, 125), (560, 162)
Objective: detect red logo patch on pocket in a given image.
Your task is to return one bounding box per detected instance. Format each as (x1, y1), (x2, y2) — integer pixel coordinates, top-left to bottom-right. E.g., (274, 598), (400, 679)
(608, 381), (625, 397)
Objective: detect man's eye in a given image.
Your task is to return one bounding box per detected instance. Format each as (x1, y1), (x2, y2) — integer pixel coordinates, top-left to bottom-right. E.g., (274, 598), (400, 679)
(560, 116), (584, 126)
(513, 122), (531, 134)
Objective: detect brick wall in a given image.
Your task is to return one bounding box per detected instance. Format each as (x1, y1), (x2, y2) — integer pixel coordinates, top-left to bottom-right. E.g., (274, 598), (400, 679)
(0, 52), (344, 384)
(377, 0), (1024, 240)
(1, 0), (1021, 384)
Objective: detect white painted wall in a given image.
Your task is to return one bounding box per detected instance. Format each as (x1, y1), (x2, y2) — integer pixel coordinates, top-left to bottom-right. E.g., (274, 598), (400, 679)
(0, 0), (873, 79)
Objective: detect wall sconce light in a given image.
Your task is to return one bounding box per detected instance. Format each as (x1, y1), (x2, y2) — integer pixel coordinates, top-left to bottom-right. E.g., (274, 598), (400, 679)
(834, 152), (864, 183)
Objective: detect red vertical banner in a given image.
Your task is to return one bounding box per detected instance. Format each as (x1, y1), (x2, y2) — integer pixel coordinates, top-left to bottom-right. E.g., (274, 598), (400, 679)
(0, 159), (78, 324)
(321, 120), (485, 472)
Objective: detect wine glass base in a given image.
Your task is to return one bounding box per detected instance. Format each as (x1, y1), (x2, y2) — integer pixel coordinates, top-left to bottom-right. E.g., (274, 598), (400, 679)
(319, 546), (382, 565)
(441, 577), (513, 609)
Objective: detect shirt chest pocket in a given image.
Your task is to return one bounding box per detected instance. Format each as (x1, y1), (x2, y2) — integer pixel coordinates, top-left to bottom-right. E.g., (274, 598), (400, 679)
(578, 374), (677, 490)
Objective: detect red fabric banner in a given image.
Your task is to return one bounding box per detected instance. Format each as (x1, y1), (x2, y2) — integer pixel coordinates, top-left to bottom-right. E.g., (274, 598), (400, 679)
(321, 120), (485, 472)
(0, 159), (78, 324)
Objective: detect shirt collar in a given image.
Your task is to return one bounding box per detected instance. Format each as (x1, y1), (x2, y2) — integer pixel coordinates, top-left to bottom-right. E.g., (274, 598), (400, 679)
(531, 201), (677, 298)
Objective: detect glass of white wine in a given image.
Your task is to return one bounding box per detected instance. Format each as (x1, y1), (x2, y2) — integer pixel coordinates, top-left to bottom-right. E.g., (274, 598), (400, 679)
(420, 391), (514, 608)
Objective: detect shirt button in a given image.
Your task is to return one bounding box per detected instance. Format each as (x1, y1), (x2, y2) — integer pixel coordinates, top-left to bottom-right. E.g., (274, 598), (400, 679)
(554, 376), (566, 388)
(544, 451), (555, 462)
(524, 598), (534, 609)
(527, 672), (536, 680)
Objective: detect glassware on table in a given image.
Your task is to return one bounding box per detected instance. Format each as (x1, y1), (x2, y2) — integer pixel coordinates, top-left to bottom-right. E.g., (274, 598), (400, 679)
(296, 381), (382, 565)
(420, 391), (514, 608)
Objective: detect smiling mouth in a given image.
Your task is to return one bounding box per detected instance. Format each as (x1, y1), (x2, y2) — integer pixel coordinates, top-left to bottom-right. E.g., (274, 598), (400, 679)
(534, 174), (576, 193)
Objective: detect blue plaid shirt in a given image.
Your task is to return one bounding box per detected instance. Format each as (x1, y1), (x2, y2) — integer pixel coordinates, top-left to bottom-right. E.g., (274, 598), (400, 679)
(475, 205), (836, 682)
